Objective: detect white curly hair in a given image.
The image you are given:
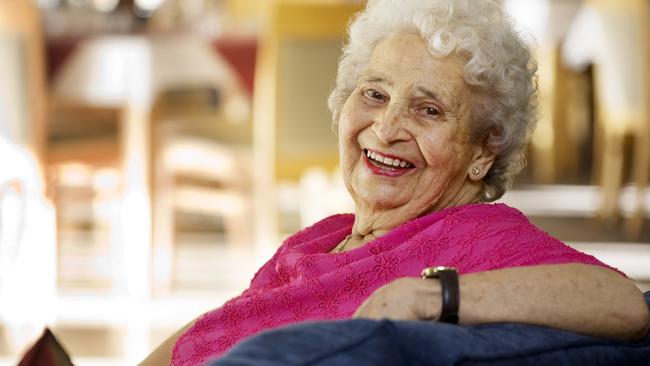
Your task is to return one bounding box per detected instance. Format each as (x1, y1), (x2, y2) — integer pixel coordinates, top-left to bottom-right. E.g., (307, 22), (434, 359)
(328, 0), (538, 201)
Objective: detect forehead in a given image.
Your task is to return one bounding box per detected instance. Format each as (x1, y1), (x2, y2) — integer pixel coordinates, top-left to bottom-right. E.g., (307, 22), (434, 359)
(363, 33), (467, 104)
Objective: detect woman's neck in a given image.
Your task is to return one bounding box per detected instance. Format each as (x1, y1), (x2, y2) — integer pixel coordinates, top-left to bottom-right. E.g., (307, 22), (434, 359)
(342, 183), (482, 252)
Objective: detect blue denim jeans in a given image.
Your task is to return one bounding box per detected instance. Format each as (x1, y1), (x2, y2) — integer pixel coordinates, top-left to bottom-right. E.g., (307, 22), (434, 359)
(208, 292), (650, 366)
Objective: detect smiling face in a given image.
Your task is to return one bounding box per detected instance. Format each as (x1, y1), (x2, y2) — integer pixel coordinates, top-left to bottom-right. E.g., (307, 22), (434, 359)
(339, 32), (491, 226)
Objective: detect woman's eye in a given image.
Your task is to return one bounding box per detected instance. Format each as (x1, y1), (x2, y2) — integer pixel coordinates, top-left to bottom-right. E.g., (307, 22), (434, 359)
(364, 89), (385, 101)
(425, 107), (439, 116)
(418, 106), (440, 118)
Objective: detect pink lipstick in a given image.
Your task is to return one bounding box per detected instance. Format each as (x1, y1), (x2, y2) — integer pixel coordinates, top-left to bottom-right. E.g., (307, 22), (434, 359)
(363, 149), (415, 177)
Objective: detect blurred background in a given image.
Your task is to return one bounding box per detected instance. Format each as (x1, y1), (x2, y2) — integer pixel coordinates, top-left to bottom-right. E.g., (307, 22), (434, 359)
(0, 0), (649, 364)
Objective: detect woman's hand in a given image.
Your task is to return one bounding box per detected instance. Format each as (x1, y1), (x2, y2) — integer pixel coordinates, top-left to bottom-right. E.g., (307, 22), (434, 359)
(353, 277), (441, 321)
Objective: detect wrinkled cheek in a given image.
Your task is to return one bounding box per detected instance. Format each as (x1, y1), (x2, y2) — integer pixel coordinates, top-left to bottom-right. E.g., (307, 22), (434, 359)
(422, 146), (451, 166)
(339, 141), (361, 189)
(424, 151), (461, 177)
(340, 151), (357, 178)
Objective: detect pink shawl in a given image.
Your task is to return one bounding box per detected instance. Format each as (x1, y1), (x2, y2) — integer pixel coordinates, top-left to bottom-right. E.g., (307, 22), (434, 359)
(171, 203), (617, 365)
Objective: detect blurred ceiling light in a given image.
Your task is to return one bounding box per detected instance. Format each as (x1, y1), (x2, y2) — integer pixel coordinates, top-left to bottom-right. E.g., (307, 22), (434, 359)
(504, 0), (550, 43)
(92, 0), (119, 13)
(53, 37), (152, 107)
(135, 0), (165, 13)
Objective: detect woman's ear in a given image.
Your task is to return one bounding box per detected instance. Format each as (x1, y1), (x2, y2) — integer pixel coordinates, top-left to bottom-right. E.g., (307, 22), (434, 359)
(467, 145), (496, 181)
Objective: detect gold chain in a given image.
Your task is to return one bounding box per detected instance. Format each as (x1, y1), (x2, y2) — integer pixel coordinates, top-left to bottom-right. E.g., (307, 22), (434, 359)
(335, 234), (352, 253)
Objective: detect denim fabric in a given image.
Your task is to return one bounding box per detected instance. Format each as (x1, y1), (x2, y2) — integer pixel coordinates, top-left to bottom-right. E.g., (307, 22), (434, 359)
(208, 292), (650, 366)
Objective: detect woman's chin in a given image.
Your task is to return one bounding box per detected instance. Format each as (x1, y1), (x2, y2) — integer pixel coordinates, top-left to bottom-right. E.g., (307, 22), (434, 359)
(355, 188), (411, 211)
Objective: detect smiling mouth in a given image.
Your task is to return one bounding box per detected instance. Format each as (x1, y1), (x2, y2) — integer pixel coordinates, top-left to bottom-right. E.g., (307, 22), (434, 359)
(363, 149), (415, 169)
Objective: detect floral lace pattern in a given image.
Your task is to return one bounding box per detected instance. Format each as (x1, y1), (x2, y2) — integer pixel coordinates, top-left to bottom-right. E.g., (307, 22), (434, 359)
(171, 203), (617, 365)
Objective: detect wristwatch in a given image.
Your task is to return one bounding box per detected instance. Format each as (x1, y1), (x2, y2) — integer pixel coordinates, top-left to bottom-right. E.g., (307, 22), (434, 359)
(421, 266), (459, 324)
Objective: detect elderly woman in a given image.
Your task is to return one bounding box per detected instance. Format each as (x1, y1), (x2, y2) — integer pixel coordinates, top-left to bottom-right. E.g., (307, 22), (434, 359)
(141, 0), (650, 365)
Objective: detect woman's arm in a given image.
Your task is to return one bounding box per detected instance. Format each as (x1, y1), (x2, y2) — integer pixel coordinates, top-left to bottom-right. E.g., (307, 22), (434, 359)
(353, 263), (650, 341)
(138, 318), (196, 366)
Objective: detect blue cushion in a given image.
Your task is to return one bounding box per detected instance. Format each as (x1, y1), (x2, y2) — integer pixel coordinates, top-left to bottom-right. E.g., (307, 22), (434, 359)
(210, 291), (650, 366)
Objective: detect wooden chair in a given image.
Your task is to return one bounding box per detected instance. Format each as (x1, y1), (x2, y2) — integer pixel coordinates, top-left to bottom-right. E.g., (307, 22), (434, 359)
(149, 86), (253, 295)
(591, 0), (649, 237)
(252, 0), (362, 259)
(564, 0), (650, 237)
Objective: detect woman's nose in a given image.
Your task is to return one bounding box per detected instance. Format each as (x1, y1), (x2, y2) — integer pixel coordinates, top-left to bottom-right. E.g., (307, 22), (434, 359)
(372, 104), (410, 144)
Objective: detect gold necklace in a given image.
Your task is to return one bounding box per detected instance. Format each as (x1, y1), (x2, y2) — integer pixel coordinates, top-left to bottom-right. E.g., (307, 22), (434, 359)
(335, 234), (352, 253)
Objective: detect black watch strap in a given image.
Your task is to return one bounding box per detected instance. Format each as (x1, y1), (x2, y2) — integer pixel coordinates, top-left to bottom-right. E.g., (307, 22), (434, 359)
(421, 266), (459, 324)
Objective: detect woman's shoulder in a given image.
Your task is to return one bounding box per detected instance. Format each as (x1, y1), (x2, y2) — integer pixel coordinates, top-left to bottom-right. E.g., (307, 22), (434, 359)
(457, 202), (524, 214)
(442, 203), (622, 273)
(440, 202), (529, 223)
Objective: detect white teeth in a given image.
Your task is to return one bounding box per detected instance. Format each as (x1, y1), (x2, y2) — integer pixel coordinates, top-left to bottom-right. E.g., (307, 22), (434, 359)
(365, 149), (413, 169)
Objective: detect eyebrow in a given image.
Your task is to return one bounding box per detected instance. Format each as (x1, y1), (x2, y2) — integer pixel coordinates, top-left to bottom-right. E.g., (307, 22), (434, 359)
(416, 87), (449, 110)
(361, 72), (393, 86)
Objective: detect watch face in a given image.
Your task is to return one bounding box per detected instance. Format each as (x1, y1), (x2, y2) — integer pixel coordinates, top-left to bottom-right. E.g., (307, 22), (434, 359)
(433, 266), (453, 273)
